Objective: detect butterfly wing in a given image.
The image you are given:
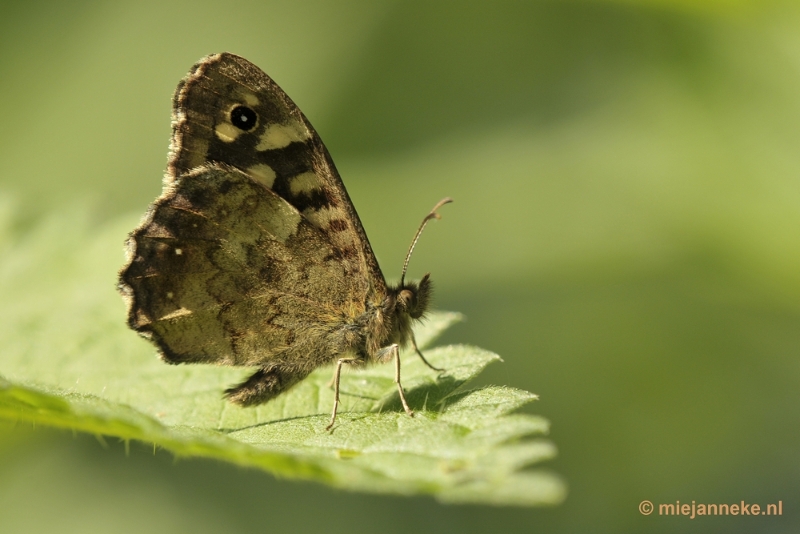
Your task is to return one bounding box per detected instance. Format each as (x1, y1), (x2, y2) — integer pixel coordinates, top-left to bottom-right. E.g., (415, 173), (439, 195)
(120, 164), (363, 366)
(119, 53), (387, 369)
(169, 53), (386, 301)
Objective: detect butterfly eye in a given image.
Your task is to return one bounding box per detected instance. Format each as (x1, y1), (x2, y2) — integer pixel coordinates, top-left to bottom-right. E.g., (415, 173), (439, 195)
(230, 106), (258, 131)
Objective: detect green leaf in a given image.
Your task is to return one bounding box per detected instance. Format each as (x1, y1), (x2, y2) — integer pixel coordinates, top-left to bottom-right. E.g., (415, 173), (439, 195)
(0, 205), (565, 506)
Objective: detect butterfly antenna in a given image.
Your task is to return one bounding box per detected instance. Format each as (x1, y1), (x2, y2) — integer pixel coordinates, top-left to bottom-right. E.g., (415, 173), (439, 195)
(400, 197), (453, 286)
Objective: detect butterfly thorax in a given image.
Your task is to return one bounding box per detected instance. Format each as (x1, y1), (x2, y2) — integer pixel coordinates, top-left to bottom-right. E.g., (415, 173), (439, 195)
(360, 274), (432, 362)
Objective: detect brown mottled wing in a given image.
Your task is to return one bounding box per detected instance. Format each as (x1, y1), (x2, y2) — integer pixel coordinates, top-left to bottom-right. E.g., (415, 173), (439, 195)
(168, 52), (386, 302)
(120, 165), (363, 366)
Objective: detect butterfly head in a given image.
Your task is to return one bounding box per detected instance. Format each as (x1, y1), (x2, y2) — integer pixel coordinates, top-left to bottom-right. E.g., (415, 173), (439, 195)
(394, 273), (432, 320)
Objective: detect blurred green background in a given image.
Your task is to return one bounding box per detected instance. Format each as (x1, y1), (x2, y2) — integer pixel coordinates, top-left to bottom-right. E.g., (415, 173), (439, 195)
(1, 0), (799, 532)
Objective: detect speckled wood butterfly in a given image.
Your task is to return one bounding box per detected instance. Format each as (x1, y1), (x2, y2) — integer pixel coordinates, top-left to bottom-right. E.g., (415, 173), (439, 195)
(118, 53), (450, 430)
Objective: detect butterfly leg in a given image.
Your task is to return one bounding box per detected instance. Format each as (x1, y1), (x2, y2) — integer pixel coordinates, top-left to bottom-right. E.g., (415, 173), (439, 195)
(326, 357), (358, 431)
(391, 343), (415, 418)
(411, 331), (445, 373)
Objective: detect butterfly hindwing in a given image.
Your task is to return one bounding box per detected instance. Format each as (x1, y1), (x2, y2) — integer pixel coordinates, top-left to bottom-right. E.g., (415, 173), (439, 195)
(120, 164), (364, 367)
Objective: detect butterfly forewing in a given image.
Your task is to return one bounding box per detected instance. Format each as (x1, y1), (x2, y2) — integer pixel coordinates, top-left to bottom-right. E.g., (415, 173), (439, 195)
(168, 53), (385, 301)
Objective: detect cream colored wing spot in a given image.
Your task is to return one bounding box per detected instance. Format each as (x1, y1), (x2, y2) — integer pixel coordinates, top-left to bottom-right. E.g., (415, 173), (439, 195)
(159, 307), (193, 321)
(174, 248), (183, 255)
(133, 310), (152, 327)
(256, 121), (310, 151)
(288, 171), (321, 195)
(300, 205), (356, 248)
(302, 205), (339, 228)
(247, 164), (277, 188)
(215, 122), (242, 143)
(239, 91), (260, 107)
(267, 206), (303, 243)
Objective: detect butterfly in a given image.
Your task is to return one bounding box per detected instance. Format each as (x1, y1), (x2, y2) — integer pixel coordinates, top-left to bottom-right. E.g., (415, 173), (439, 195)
(118, 53), (451, 430)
